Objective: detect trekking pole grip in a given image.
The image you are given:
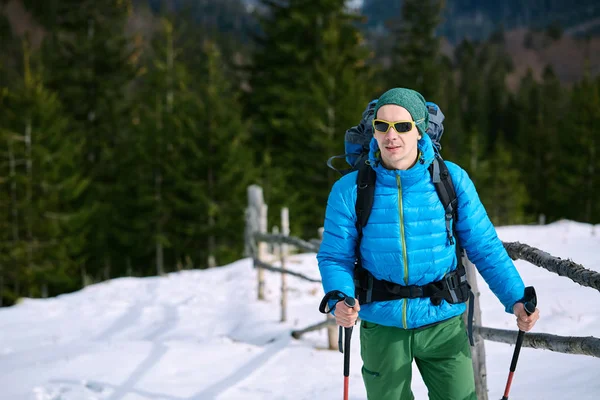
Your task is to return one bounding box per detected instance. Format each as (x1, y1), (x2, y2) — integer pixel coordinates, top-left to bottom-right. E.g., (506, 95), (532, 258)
(501, 286), (537, 400)
(522, 286), (537, 316)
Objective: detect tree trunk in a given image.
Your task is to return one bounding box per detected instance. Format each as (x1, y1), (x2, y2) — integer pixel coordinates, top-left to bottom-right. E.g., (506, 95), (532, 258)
(470, 135), (478, 184)
(103, 256), (111, 281)
(0, 263), (4, 306)
(207, 205), (216, 268)
(8, 139), (20, 298)
(155, 171), (164, 276)
(81, 264), (89, 287)
(156, 232), (164, 276)
(126, 257), (133, 276)
(25, 117), (33, 297)
(586, 136), (595, 222)
(280, 208), (290, 323)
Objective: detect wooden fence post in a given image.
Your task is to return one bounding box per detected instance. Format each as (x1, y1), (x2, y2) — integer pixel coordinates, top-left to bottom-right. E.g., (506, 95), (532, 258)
(327, 313), (337, 350)
(258, 202), (268, 300)
(280, 207), (289, 322)
(464, 256), (488, 400)
(318, 227), (338, 350)
(247, 185), (267, 300)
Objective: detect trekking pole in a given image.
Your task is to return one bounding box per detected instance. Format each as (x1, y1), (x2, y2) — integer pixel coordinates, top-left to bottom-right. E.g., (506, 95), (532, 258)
(501, 286), (537, 400)
(338, 296), (356, 400)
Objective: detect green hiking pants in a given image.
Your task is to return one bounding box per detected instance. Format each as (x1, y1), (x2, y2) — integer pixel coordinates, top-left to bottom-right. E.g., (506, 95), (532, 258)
(360, 315), (476, 400)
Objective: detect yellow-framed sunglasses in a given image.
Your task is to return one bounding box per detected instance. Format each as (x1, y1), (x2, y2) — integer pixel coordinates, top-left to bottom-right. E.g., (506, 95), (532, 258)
(372, 118), (425, 134)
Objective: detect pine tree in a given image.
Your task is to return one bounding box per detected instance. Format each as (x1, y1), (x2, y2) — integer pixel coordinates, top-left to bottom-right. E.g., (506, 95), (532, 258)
(133, 17), (188, 275)
(387, 0), (445, 100)
(482, 134), (529, 226)
(514, 69), (542, 219)
(515, 66), (565, 222)
(480, 30), (514, 149)
(135, 18), (256, 270)
(247, 0), (372, 237)
(0, 39), (83, 302)
(42, 0), (139, 281)
(192, 40), (258, 267)
(552, 75), (600, 223)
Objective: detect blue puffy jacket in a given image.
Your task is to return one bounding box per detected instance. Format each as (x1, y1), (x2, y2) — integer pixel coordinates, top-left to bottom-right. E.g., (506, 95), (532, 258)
(317, 133), (525, 329)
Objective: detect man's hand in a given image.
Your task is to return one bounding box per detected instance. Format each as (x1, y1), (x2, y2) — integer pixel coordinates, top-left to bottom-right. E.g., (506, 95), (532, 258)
(335, 298), (360, 328)
(513, 302), (540, 332)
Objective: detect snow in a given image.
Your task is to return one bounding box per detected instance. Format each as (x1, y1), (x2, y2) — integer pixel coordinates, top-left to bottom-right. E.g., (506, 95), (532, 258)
(1, 220), (599, 400)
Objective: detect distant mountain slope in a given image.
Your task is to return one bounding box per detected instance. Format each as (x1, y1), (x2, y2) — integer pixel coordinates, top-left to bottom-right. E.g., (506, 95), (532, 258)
(362, 0), (600, 43)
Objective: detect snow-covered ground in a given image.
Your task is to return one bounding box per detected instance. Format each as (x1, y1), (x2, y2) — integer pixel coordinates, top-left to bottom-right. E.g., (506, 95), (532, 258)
(1, 220), (599, 400)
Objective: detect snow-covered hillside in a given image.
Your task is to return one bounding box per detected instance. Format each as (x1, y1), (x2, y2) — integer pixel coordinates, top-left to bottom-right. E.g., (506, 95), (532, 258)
(1, 220), (599, 399)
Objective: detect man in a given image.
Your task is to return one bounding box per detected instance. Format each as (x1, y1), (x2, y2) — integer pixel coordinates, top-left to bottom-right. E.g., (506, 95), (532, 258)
(317, 88), (540, 400)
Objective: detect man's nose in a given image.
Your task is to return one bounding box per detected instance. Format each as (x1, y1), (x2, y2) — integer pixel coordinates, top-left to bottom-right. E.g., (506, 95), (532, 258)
(385, 126), (398, 138)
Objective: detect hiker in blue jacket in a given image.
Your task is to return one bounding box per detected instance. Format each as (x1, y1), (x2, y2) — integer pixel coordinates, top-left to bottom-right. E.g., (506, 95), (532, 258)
(317, 88), (540, 400)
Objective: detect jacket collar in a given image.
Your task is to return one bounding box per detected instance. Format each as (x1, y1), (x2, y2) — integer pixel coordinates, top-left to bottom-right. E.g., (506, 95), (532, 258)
(367, 133), (436, 187)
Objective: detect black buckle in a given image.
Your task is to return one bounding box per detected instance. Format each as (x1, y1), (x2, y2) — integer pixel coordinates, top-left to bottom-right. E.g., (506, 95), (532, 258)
(408, 285), (423, 298)
(444, 272), (460, 290)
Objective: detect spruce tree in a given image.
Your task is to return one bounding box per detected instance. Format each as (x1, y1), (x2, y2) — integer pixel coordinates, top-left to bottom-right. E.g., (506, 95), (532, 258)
(0, 39), (82, 301)
(516, 66), (565, 222)
(552, 76), (600, 223)
(42, 0), (139, 281)
(133, 17), (193, 275)
(192, 40), (257, 267)
(483, 134), (528, 226)
(537, 66), (565, 222)
(248, 0), (372, 237)
(135, 18), (255, 270)
(387, 0), (445, 100)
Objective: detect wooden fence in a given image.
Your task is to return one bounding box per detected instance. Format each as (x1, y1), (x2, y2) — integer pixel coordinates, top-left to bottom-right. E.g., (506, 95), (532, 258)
(245, 184), (600, 400)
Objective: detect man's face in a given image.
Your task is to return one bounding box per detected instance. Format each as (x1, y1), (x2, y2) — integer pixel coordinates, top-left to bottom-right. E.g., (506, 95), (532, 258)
(373, 105), (422, 170)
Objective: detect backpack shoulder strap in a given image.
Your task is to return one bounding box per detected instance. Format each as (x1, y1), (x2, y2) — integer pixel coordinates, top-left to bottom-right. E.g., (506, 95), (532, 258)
(429, 155), (458, 245)
(355, 162), (376, 237)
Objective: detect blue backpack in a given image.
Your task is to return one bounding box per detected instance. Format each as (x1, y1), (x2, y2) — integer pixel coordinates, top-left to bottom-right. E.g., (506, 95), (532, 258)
(324, 99), (475, 346)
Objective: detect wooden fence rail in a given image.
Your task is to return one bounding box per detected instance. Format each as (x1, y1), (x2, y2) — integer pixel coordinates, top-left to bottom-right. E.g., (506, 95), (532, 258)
(290, 317), (600, 358)
(504, 241), (600, 292)
(253, 258), (321, 283)
(475, 326), (600, 358)
(254, 233), (319, 253)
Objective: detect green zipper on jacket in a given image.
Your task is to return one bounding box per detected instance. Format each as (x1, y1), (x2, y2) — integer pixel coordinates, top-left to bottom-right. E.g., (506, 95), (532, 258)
(396, 175), (408, 329)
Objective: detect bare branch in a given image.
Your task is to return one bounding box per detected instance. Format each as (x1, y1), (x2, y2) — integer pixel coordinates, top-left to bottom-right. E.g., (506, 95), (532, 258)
(253, 258), (321, 283)
(475, 326), (600, 358)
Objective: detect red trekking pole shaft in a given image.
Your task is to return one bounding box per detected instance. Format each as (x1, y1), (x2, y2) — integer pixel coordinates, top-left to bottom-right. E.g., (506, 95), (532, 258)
(501, 286), (537, 400)
(501, 330), (526, 399)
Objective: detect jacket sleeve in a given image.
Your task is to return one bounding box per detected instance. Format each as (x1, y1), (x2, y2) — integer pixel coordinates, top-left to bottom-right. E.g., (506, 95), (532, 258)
(317, 177), (358, 309)
(451, 165), (525, 313)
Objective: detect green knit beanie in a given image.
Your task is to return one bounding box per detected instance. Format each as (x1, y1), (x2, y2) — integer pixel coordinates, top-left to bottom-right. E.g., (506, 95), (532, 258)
(374, 88), (429, 136)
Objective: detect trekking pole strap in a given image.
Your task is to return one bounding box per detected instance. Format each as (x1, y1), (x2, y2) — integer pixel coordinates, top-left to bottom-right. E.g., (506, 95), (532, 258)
(319, 290), (347, 314)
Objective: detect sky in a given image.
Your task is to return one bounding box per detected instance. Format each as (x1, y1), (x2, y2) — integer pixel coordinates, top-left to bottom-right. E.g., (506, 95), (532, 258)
(0, 220), (599, 399)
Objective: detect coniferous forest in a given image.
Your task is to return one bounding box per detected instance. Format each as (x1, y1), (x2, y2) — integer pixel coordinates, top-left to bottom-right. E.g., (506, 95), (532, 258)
(0, 0), (599, 306)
